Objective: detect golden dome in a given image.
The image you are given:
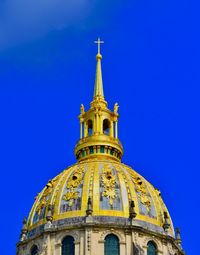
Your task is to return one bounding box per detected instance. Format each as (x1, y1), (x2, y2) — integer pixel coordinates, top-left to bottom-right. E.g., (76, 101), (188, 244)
(26, 39), (174, 239)
(28, 159), (174, 237)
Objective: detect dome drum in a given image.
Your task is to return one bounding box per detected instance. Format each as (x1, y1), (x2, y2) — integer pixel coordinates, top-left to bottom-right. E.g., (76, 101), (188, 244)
(74, 135), (123, 162)
(17, 222), (184, 255)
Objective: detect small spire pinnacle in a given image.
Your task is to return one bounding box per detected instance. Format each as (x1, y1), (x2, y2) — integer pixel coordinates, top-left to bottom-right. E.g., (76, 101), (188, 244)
(93, 38), (104, 99)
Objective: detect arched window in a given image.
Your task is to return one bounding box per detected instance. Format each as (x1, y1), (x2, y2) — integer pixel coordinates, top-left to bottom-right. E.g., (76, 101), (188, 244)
(62, 236), (75, 255)
(103, 119), (110, 135)
(87, 119), (93, 136)
(113, 122), (116, 138)
(147, 241), (157, 255)
(105, 234), (120, 255)
(31, 245), (38, 255)
(81, 122), (84, 138)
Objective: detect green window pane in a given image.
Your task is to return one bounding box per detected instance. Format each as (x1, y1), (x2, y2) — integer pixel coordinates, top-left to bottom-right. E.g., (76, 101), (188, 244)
(31, 245), (38, 255)
(62, 236), (75, 255)
(105, 234), (120, 255)
(100, 146), (105, 153)
(147, 241), (157, 255)
(89, 146), (94, 154)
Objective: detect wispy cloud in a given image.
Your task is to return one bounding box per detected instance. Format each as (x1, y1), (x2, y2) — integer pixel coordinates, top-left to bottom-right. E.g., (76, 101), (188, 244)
(0, 0), (93, 50)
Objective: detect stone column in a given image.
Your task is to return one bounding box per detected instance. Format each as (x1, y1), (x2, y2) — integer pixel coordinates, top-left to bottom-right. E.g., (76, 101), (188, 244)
(55, 243), (61, 255)
(98, 240), (105, 255)
(75, 241), (80, 255)
(84, 228), (89, 255)
(120, 240), (126, 255)
(125, 231), (132, 255)
(79, 234), (84, 255)
(46, 234), (51, 255)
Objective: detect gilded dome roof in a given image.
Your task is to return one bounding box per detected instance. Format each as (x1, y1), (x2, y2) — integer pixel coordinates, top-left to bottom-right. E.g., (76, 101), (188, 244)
(27, 159), (174, 237)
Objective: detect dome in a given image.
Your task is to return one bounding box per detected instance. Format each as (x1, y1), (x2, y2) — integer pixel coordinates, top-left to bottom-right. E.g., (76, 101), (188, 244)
(27, 159), (174, 238)
(18, 40), (184, 255)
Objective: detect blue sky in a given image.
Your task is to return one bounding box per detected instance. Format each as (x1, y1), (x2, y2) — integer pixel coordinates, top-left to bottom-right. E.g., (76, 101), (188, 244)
(0, 0), (199, 254)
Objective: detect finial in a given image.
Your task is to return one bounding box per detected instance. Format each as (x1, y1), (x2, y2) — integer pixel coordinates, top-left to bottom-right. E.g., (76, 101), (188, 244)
(93, 37), (104, 99)
(44, 205), (54, 230)
(20, 217), (28, 241)
(163, 211), (170, 232)
(175, 227), (182, 247)
(129, 200), (137, 219)
(46, 205), (53, 223)
(86, 197), (93, 216)
(94, 37), (104, 56)
(22, 217), (27, 225)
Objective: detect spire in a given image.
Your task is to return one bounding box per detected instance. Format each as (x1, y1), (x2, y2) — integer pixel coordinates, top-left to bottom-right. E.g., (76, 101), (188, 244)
(93, 38), (104, 100)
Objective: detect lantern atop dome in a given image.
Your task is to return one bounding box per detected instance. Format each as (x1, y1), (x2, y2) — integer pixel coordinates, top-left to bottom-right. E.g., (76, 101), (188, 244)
(74, 38), (123, 162)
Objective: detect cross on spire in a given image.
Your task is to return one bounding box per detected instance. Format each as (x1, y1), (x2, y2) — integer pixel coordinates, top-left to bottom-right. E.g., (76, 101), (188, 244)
(94, 38), (104, 54)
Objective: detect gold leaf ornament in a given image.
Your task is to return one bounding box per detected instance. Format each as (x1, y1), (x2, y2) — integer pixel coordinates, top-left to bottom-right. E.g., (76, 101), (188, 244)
(132, 175), (152, 212)
(36, 198), (46, 215)
(62, 167), (84, 206)
(63, 191), (79, 206)
(35, 178), (58, 215)
(101, 167), (117, 206)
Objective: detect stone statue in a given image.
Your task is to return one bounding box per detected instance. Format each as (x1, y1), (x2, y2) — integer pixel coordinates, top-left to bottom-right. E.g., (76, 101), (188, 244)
(134, 246), (139, 255)
(80, 104), (85, 114)
(114, 102), (119, 114)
